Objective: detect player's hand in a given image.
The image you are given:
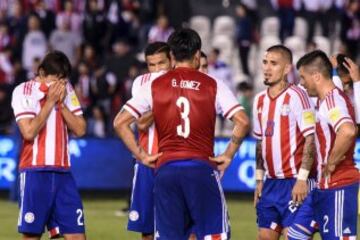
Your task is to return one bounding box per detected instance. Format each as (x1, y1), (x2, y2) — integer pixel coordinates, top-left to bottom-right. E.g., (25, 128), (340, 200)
(140, 152), (163, 168)
(47, 81), (63, 104)
(209, 154), (232, 172)
(343, 57), (360, 82)
(330, 55), (338, 68)
(322, 162), (336, 178)
(292, 179), (308, 205)
(58, 80), (67, 103)
(254, 180), (263, 207)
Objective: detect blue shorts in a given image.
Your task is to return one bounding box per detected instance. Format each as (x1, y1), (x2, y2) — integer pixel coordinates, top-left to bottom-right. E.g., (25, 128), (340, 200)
(17, 171), (85, 235)
(313, 182), (359, 240)
(256, 178), (300, 232)
(288, 179), (318, 240)
(127, 162), (155, 234)
(154, 160), (230, 240)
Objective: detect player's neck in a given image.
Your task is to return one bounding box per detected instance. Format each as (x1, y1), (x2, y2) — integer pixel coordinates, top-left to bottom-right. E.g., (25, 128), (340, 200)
(318, 80), (335, 100)
(175, 61), (197, 69)
(268, 80), (288, 98)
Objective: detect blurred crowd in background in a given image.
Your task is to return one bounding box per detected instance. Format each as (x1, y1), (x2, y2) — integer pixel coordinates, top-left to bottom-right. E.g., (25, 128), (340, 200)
(0, 0), (358, 137)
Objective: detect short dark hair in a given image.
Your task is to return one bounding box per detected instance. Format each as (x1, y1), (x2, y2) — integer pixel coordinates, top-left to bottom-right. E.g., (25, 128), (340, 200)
(296, 50), (332, 79)
(145, 42), (170, 59)
(336, 54), (350, 76)
(267, 45), (293, 64)
(200, 51), (207, 59)
(37, 50), (71, 79)
(167, 28), (201, 62)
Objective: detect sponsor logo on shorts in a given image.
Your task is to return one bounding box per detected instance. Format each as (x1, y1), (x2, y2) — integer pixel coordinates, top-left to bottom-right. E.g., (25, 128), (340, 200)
(343, 227), (351, 234)
(24, 212), (35, 223)
(129, 210), (139, 221)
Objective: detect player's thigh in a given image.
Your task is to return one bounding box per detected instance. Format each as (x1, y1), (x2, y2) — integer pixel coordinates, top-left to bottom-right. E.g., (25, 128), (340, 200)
(18, 171), (54, 235)
(128, 163), (155, 233)
(63, 233), (86, 240)
(181, 165), (229, 238)
(314, 183), (358, 240)
(154, 164), (189, 238)
(53, 173), (85, 234)
(257, 228), (281, 240)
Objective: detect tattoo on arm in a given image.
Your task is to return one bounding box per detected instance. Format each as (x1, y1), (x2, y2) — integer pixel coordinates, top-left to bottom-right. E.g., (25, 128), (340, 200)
(256, 141), (265, 170)
(231, 135), (243, 145)
(300, 135), (315, 171)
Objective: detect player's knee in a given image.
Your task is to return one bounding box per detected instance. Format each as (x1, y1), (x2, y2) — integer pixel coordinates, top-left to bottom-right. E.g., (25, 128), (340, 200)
(63, 233), (86, 240)
(287, 224), (312, 240)
(22, 233), (41, 240)
(141, 233), (154, 240)
(257, 231), (277, 240)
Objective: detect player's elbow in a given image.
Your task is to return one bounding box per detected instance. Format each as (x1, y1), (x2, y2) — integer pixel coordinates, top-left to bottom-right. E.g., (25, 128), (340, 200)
(340, 123), (357, 140)
(73, 118), (87, 137)
(236, 111), (250, 132)
(22, 130), (36, 141)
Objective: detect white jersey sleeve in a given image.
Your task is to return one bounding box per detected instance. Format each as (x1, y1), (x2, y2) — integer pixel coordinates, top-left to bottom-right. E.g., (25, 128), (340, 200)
(290, 87), (316, 136)
(322, 91), (354, 132)
(215, 78), (244, 119)
(251, 92), (264, 140)
(332, 71), (344, 91)
(123, 72), (164, 119)
(353, 81), (360, 123)
(64, 82), (83, 115)
(11, 83), (38, 121)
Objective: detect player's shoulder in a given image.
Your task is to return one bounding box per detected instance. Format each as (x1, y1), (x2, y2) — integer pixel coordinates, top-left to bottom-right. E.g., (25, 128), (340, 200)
(13, 80), (36, 97)
(133, 71), (166, 86)
(288, 84), (312, 107)
(254, 89), (267, 102)
(323, 87), (347, 110)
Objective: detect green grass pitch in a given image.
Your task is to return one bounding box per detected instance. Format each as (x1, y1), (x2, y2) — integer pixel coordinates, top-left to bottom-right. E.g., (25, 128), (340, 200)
(0, 196), (356, 239)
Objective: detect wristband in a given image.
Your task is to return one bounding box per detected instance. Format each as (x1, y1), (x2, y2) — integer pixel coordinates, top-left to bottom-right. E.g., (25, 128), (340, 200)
(297, 168), (310, 181)
(256, 169), (264, 181)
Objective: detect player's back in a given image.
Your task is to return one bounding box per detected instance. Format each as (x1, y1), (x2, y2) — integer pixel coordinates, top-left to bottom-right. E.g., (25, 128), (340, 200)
(151, 67), (217, 168)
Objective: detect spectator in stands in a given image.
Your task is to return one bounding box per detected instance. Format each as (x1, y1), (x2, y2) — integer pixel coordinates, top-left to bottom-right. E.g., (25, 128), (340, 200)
(276, 0), (295, 42)
(81, 44), (101, 73)
(0, 47), (13, 84)
(148, 15), (174, 43)
(235, 3), (252, 76)
(0, 84), (13, 134)
(6, 1), (27, 59)
(340, 0), (360, 60)
(49, 18), (82, 66)
(208, 48), (235, 93)
(12, 58), (27, 87)
(83, 0), (107, 53)
(87, 105), (107, 138)
(56, 0), (83, 38)
(30, 0), (56, 39)
(22, 14), (47, 71)
(0, 24), (11, 51)
(73, 61), (92, 113)
(236, 81), (253, 122)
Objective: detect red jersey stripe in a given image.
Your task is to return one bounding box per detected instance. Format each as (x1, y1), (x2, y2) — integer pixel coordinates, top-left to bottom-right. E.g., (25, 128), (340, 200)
(281, 94), (292, 178)
(265, 99), (276, 178)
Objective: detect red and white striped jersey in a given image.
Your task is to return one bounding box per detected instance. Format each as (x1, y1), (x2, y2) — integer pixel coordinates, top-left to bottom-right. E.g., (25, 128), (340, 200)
(124, 67), (243, 168)
(252, 84), (316, 179)
(333, 74), (360, 123)
(315, 87), (359, 189)
(11, 80), (83, 170)
(131, 72), (166, 154)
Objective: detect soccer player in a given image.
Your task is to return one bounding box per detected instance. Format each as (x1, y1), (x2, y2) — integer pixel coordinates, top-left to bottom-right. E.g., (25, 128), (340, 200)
(252, 45), (316, 240)
(199, 51), (208, 74)
(297, 50), (359, 240)
(114, 28), (249, 239)
(330, 54), (360, 126)
(127, 42), (171, 240)
(11, 51), (86, 240)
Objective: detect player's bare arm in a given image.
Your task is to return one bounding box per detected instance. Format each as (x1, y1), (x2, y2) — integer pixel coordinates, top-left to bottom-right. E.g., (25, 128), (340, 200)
(17, 81), (63, 141)
(114, 110), (162, 168)
(254, 140), (264, 207)
(136, 111), (154, 131)
(209, 110), (249, 172)
(324, 122), (357, 177)
(58, 82), (86, 137)
(292, 134), (315, 204)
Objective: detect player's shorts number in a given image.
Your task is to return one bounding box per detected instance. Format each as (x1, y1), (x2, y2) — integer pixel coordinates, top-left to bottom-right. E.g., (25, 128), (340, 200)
(288, 200), (298, 213)
(323, 215), (329, 233)
(176, 96), (190, 138)
(76, 209), (84, 226)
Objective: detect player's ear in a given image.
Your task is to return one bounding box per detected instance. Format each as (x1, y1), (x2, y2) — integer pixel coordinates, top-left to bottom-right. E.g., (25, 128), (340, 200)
(284, 63), (292, 75)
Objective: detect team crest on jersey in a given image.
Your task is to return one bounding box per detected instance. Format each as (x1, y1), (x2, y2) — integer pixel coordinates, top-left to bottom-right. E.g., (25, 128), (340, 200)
(281, 104), (290, 116)
(24, 212), (35, 223)
(70, 94), (80, 107)
(129, 210), (139, 221)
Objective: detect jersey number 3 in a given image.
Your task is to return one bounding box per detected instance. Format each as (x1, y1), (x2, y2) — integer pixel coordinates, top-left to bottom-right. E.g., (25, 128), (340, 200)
(176, 96), (190, 138)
